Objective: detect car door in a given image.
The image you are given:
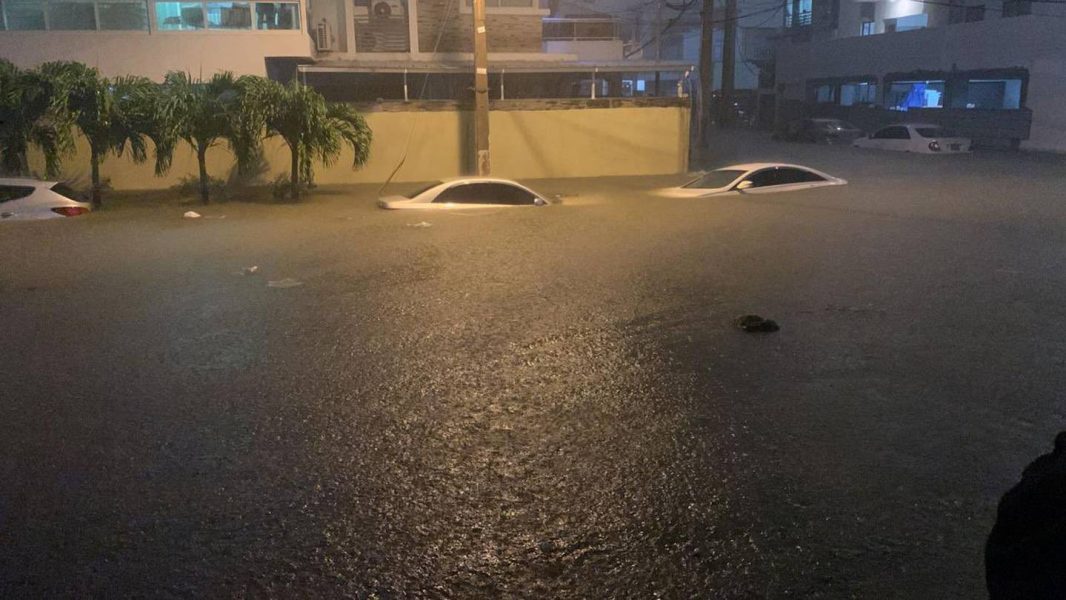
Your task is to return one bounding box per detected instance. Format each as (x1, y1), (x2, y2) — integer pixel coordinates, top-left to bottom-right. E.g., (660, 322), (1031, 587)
(881, 126), (912, 151)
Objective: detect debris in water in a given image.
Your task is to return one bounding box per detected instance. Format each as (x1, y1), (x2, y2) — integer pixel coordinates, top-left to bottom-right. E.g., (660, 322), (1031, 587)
(242, 266), (259, 276)
(267, 278), (303, 289)
(183, 211), (202, 219)
(408, 221), (432, 228)
(734, 314), (779, 333)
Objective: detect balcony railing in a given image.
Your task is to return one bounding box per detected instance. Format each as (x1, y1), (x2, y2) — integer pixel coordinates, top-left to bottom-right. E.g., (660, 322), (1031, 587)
(542, 17), (620, 41)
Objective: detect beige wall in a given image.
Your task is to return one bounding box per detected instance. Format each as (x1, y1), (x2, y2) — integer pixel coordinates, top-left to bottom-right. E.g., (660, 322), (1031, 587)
(30, 103), (690, 189)
(0, 31), (311, 79)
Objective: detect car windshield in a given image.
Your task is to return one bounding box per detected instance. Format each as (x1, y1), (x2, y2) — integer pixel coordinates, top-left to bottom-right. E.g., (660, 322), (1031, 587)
(404, 181), (443, 199)
(915, 127), (959, 138)
(682, 170), (746, 189)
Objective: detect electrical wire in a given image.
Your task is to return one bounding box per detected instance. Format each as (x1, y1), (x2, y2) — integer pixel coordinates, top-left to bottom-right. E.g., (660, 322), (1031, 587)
(378, 0), (462, 194)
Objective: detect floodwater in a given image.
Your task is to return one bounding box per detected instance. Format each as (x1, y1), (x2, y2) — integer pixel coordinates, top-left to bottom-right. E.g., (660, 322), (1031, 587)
(2, 138), (1065, 597)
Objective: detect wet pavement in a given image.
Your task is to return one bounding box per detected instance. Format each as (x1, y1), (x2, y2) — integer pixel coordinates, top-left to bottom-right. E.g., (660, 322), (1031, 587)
(2, 136), (1066, 597)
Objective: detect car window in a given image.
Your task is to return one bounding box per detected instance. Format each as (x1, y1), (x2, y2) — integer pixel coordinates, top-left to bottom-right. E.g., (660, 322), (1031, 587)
(776, 168), (826, 184)
(404, 181), (443, 199)
(434, 183), (536, 205)
(915, 127), (959, 138)
(50, 183), (81, 201)
(746, 169), (783, 188)
(873, 126), (910, 140)
(683, 170), (745, 189)
(0, 185), (35, 203)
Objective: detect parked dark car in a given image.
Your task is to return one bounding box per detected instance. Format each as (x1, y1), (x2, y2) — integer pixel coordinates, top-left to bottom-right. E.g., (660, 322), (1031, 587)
(778, 118), (865, 144)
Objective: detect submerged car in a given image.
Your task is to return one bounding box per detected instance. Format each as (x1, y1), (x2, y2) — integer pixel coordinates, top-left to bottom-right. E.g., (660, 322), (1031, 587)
(378, 177), (551, 210)
(780, 118), (865, 144)
(853, 123), (972, 154)
(0, 179), (91, 221)
(658, 163), (847, 198)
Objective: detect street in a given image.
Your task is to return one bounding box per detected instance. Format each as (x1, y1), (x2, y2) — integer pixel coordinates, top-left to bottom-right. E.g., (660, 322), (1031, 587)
(2, 136), (1065, 597)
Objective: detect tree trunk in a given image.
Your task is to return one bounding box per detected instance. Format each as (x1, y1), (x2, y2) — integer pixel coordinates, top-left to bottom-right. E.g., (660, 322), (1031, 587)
(197, 145), (210, 205)
(90, 148), (102, 209)
(290, 145), (300, 201)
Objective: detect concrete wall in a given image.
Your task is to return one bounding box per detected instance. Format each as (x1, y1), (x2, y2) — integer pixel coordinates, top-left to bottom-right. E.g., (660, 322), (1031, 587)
(0, 31), (312, 79)
(776, 15), (1066, 151)
(29, 99), (689, 189)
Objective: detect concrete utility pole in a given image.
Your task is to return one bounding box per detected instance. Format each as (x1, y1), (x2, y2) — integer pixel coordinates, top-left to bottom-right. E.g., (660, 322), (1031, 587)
(472, 0), (490, 175)
(719, 0), (737, 127)
(698, 0), (714, 145)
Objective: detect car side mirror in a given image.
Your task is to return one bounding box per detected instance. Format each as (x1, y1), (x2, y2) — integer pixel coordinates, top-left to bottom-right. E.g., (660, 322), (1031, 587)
(735, 180), (754, 191)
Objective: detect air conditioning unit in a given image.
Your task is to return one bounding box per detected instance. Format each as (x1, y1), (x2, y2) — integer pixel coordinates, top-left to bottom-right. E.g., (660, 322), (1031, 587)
(315, 20), (333, 52)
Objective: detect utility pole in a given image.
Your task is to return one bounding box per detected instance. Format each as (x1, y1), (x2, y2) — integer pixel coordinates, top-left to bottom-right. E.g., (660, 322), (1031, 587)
(698, 0), (714, 145)
(472, 0), (490, 175)
(719, 0), (737, 127)
(654, 0), (663, 95)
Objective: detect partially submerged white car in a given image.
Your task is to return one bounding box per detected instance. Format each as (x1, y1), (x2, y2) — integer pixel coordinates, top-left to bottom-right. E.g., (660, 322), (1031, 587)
(658, 163), (847, 198)
(853, 123), (972, 154)
(0, 179), (91, 221)
(379, 177), (551, 210)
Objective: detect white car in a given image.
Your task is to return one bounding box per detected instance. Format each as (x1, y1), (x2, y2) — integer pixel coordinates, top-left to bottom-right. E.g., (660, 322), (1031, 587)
(657, 163), (847, 198)
(0, 179), (91, 221)
(378, 177), (552, 210)
(853, 123), (972, 154)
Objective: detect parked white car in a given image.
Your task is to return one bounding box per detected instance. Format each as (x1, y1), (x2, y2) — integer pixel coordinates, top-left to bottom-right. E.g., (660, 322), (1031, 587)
(853, 123), (972, 154)
(0, 179), (91, 221)
(378, 177), (552, 210)
(657, 163), (847, 198)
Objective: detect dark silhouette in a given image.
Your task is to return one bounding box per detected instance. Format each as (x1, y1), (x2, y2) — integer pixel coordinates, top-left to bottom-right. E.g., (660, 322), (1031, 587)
(986, 431), (1066, 598)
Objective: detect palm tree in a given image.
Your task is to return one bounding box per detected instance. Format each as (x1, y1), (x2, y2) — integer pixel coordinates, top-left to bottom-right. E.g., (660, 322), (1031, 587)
(0, 60), (72, 177)
(156, 71), (246, 205)
(41, 62), (153, 208)
(241, 78), (372, 201)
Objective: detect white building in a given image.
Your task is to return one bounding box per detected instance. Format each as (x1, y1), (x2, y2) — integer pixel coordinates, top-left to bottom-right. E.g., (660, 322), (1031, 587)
(0, 0), (312, 77)
(775, 0), (1066, 151)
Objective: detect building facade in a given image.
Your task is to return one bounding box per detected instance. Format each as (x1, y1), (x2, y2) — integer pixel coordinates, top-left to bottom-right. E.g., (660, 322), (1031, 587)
(775, 0), (1066, 151)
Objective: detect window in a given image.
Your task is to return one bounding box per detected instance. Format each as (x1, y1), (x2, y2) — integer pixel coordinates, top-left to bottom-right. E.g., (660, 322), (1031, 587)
(887, 80), (944, 111)
(207, 1), (251, 28)
(860, 20), (874, 35)
(48, 1), (97, 29)
(255, 2), (298, 29)
(953, 78), (1023, 110)
(683, 170), (745, 189)
(156, 1), (205, 28)
(784, 0), (812, 26)
(840, 82), (877, 106)
(776, 168), (826, 184)
(873, 126), (911, 140)
(813, 84), (835, 104)
(434, 183), (537, 205)
(98, 1), (149, 29)
(0, 185), (35, 203)
(2, 0), (47, 29)
(883, 13), (927, 32)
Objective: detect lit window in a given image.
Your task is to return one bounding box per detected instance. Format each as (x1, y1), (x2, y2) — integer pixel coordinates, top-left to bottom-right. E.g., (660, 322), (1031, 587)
(956, 79), (1023, 110)
(207, 1), (251, 28)
(887, 80), (945, 111)
(255, 2), (299, 29)
(156, 1), (205, 29)
(840, 82), (877, 106)
(860, 20), (874, 35)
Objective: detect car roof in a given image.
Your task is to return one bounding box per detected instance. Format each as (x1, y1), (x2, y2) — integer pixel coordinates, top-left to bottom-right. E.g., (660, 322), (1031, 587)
(439, 176), (530, 186)
(0, 178), (55, 186)
(715, 162), (817, 172)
